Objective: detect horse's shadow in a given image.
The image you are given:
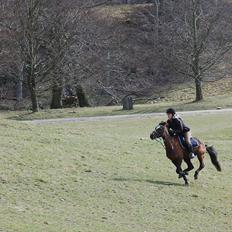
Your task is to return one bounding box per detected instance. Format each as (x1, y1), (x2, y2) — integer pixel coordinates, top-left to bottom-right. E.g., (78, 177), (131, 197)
(112, 177), (183, 187)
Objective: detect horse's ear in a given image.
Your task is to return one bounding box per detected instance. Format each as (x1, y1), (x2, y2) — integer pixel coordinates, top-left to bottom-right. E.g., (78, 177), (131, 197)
(159, 121), (166, 126)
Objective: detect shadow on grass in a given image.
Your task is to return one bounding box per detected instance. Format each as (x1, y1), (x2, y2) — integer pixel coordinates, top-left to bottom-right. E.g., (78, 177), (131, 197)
(112, 177), (183, 187)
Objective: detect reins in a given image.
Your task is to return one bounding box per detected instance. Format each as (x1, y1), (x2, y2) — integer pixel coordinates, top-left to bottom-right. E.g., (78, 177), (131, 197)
(155, 138), (165, 149)
(153, 125), (174, 151)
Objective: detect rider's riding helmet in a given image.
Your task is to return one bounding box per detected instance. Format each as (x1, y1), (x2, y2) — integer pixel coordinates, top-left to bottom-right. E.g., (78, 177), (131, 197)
(166, 108), (176, 115)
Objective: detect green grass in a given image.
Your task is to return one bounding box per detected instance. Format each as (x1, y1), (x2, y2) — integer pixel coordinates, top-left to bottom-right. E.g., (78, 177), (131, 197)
(3, 93), (232, 121)
(0, 112), (231, 231)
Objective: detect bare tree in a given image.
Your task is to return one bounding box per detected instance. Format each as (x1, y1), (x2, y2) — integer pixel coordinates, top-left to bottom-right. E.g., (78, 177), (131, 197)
(11, 0), (46, 112)
(160, 0), (232, 101)
(38, 0), (106, 109)
(6, 0), (92, 111)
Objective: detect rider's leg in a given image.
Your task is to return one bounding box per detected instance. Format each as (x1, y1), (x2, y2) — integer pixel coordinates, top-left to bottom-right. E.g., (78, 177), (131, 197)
(184, 131), (195, 159)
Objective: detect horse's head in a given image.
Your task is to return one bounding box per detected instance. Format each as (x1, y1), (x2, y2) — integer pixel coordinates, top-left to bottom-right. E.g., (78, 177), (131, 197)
(150, 121), (167, 140)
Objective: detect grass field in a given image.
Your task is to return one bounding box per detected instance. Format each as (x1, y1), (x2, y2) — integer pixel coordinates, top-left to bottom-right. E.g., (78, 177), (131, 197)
(3, 93), (232, 121)
(0, 111), (231, 231)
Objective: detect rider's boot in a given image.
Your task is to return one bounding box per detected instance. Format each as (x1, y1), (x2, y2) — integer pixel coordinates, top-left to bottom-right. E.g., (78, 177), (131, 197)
(187, 144), (195, 159)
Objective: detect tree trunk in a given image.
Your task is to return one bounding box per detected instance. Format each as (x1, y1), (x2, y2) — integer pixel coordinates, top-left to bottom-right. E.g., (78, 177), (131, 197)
(16, 64), (24, 102)
(51, 85), (63, 109)
(195, 79), (203, 101)
(192, 1), (203, 102)
(27, 76), (39, 112)
(76, 85), (90, 107)
(16, 77), (23, 102)
(30, 86), (39, 112)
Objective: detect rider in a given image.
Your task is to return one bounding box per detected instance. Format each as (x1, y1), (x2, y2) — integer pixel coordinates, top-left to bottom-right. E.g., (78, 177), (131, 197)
(166, 108), (195, 159)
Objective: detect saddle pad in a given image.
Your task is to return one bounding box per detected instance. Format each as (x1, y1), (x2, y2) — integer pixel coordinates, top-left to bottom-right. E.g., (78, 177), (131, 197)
(178, 136), (199, 148)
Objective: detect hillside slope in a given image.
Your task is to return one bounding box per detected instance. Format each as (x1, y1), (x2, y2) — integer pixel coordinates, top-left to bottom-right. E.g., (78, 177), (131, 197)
(87, 2), (232, 105)
(0, 2), (231, 108)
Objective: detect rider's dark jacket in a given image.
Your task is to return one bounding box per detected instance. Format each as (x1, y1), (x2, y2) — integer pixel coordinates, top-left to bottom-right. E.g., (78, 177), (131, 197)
(167, 115), (190, 135)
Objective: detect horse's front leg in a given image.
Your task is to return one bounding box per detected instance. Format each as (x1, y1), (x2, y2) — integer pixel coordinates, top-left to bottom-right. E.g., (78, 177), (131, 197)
(172, 159), (189, 186)
(183, 157), (194, 176)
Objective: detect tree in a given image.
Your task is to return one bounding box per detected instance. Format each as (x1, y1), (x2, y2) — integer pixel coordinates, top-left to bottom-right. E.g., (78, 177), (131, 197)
(76, 85), (90, 107)
(36, 0), (106, 109)
(42, 0), (84, 109)
(12, 0), (45, 112)
(160, 0), (232, 101)
(10, 0), (93, 111)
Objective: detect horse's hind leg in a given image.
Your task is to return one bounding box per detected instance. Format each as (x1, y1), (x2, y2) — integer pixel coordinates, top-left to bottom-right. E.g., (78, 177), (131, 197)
(194, 154), (205, 180)
(172, 160), (189, 185)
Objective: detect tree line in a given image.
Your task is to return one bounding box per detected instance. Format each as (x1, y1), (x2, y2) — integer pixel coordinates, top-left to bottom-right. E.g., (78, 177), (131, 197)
(0, 0), (231, 112)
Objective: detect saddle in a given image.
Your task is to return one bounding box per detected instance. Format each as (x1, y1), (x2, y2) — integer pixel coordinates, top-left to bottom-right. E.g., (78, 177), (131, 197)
(178, 136), (199, 149)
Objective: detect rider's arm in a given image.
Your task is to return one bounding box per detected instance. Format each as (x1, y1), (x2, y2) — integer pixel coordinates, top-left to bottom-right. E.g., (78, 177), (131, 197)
(173, 118), (184, 134)
(166, 120), (171, 128)
(166, 120), (175, 136)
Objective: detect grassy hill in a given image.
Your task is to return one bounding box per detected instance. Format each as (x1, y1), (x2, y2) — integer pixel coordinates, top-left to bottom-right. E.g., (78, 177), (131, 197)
(90, 3), (232, 103)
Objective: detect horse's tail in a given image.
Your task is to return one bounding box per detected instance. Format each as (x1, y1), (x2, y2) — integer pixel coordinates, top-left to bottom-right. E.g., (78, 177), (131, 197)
(206, 145), (222, 172)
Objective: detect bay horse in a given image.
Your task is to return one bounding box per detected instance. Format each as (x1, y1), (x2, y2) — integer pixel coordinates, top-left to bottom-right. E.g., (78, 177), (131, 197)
(150, 122), (221, 185)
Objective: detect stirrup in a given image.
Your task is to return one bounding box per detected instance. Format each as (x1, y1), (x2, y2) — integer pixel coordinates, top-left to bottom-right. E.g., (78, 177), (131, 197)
(189, 153), (195, 159)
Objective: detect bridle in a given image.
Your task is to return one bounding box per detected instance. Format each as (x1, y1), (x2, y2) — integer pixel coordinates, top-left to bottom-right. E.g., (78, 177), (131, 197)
(152, 125), (166, 149)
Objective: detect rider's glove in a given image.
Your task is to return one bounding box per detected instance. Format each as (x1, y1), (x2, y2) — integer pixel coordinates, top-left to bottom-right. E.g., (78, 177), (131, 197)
(168, 128), (175, 136)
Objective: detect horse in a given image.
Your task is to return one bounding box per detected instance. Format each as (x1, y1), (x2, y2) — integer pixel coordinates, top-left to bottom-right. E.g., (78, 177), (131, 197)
(150, 122), (221, 185)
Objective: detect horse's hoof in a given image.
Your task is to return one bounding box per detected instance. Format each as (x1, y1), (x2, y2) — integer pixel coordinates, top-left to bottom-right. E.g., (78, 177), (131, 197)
(185, 182), (189, 186)
(194, 175), (198, 180)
